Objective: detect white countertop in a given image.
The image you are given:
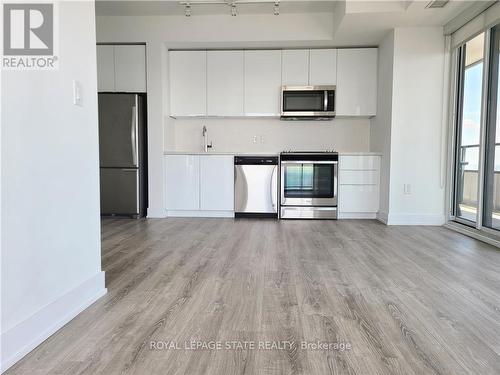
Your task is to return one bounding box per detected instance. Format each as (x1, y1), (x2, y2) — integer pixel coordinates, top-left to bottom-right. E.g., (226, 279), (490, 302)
(164, 150), (381, 156)
(338, 152), (382, 156)
(164, 151), (279, 156)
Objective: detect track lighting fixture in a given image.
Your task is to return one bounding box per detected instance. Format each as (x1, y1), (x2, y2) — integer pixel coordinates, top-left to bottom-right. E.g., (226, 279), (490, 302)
(179, 1), (280, 17)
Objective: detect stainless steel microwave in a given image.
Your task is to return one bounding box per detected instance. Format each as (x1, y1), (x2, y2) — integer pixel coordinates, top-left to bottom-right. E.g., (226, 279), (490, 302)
(280, 85), (336, 120)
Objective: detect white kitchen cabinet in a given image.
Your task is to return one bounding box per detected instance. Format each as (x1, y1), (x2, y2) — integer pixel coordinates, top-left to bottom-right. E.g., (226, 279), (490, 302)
(114, 45), (147, 93)
(165, 155), (200, 210)
(96, 45), (115, 92)
(97, 44), (146, 93)
(244, 50), (282, 116)
(309, 49), (337, 86)
(282, 49), (309, 86)
(207, 51), (244, 116)
(200, 155), (234, 211)
(169, 51), (207, 117)
(336, 48), (377, 116)
(339, 155), (380, 170)
(339, 185), (380, 213)
(165, 154), (234, 216)
(338, 154), (380, 218)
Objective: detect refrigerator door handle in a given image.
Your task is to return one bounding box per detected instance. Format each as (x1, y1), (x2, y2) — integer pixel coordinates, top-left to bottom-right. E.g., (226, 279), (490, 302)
(131, 105), (138, 167)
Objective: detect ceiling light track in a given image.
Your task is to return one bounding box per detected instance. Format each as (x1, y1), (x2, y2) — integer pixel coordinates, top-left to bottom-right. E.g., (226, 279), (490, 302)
(180, 0), (279, 17)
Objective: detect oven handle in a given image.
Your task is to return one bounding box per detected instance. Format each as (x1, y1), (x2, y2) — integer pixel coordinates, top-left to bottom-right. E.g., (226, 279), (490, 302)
(280, 160), (338, 165)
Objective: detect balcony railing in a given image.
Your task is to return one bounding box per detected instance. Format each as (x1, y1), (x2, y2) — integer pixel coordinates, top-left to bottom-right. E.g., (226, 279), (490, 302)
(458, 144), (500, 210)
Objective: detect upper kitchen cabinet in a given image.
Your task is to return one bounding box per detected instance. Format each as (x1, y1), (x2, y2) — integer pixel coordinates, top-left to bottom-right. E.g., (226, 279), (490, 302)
(96, 44), (147, 93)
(207, 51), (244, 116)
(96, 45), (115, 92)
(244, 50), (282, 116)
(309, 49), (337, 86)
(282, 49), (309, 86)
(336, 48), (377, 117)
(170, 51), (207, 117)
(114, 45), (146, 93)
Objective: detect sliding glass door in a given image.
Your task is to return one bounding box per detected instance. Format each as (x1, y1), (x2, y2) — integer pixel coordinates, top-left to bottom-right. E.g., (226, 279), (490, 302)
(483, 25), (500, 230)
(452, 24), (500, 234)
(454, 33), (485, 225)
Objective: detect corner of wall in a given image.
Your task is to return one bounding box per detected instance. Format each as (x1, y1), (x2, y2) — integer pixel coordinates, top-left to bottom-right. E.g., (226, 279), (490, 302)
(1, 273), (106, 373)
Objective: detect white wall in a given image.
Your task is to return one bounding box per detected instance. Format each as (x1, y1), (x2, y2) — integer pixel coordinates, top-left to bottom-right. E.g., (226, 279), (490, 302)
(171, 118), (370, 153)
(372, 27), (446, 225)
(370, 30), (394, 219)
(1, 2), (106, 371)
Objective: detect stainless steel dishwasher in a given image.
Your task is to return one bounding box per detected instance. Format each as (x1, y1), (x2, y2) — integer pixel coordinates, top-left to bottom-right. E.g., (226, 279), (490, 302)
(234, 156), (278, 218)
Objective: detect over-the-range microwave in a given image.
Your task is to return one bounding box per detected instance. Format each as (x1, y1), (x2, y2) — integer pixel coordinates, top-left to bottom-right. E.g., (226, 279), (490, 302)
(280, 85), (336, 120)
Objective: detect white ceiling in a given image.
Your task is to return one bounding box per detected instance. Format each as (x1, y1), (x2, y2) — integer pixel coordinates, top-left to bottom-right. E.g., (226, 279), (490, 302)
(95, 0), (492, 45)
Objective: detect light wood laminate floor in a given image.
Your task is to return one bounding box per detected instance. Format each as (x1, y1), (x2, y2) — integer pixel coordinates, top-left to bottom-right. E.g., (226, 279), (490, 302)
(6, 218), (500, 375)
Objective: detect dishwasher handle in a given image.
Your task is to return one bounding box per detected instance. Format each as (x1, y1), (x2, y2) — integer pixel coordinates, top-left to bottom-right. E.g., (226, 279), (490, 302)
(270, 165), (278, 212)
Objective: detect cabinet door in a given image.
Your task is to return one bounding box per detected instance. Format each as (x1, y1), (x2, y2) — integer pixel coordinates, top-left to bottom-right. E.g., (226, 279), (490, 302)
(244, 50), (282, 116)
(165, 155), (200, 210)
(200, 155), (234, 211)
(282, 49), (309, 85)
(339, 185), (380, 213)
(207, 51), (244, 116)
(309, 49), (337, 85)
(169, 51), (207, 117)
(114, 45), (147, 93)
(336, 48), (377, 116)
(96, 45), (115, 92)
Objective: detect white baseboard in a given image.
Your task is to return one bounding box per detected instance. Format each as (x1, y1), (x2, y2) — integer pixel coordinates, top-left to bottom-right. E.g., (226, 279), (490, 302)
(376, 211), (389, 224)
(386, 213), (445, 226)
(338, 212), (377, 219)
(1, 272), (107, 373)
(166, 210), (234, 218)
(147, 207), (167, 218)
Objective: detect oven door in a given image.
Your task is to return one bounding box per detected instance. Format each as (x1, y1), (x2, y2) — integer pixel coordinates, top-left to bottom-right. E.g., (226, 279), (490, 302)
(280, 161), (338, 206)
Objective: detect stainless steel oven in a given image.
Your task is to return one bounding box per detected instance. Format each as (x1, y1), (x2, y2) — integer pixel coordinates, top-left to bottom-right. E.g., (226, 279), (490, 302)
(281, 85), (336, 120)
(280, 152), (338, 219)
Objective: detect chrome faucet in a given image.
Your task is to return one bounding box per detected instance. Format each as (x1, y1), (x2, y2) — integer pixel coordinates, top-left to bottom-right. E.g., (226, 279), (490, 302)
(202, 125), (213, 152)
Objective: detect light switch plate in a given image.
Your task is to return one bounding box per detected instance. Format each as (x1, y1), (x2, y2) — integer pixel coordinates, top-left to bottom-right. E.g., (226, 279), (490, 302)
(73, 80), (83, 106)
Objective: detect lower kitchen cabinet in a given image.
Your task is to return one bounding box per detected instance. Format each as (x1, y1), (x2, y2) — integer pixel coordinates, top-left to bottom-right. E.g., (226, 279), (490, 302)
(165, 155), (200, 210)
(338, 155), (381, 219)
(165, 154), (234, 216)
(200, 155), (234, 211)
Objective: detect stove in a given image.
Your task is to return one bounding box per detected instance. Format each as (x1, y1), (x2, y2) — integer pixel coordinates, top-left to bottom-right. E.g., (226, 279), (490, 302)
(281, 150), (337, 154)
(279, 151), (338, 220)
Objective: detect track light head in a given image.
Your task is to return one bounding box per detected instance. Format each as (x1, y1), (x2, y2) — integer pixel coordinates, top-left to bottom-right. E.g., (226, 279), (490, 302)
(185, 3), (191, 17)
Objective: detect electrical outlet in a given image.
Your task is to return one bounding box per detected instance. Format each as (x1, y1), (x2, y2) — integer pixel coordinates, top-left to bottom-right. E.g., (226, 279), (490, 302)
(404, 184), (411, 195)
(260, 135), (265, 144)
(252, 135), (257, 144)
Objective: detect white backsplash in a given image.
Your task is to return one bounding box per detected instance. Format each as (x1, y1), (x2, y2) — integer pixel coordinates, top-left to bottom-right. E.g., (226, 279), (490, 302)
(165, 117), (371, 153)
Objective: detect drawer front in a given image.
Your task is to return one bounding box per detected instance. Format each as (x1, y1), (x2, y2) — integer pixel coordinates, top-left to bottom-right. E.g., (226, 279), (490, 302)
(339, 185), (379, 213)
(339, 170), (379, 185)
(340, 155), (380, 170)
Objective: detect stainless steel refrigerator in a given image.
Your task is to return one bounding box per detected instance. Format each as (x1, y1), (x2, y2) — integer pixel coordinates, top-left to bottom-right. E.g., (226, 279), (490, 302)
(98, 93), (147, 217)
